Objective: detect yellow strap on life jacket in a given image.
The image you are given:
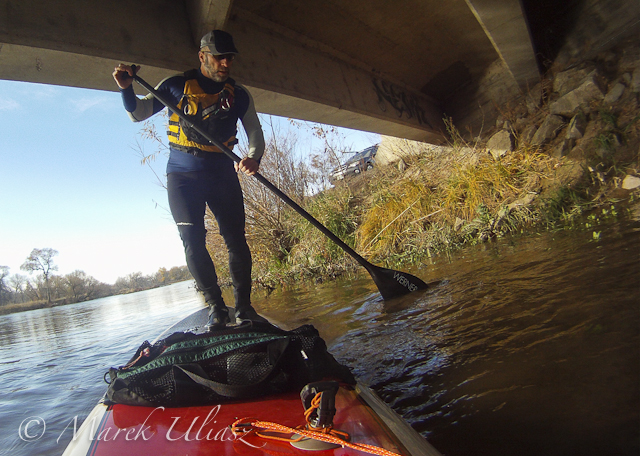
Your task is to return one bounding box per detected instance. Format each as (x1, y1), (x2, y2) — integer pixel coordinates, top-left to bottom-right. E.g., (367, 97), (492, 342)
(167, 79), (236, 153)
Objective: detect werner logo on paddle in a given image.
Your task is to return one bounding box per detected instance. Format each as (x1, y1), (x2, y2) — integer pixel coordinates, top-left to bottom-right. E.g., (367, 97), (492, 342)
(393, 271), (419, 292)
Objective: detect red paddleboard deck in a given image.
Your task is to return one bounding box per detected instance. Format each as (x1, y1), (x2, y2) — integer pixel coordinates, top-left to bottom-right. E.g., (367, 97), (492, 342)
(62, 308), (441, 456)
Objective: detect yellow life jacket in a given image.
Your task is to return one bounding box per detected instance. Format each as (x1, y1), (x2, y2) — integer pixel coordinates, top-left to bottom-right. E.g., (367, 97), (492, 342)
(167, 73), (238, 154)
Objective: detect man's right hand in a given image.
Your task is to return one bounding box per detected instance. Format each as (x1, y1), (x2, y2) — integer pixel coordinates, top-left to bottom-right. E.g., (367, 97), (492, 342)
(112, 64), (136, 89)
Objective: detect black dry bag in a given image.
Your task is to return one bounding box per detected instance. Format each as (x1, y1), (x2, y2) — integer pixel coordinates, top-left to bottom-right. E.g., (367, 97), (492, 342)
(105, 323), (355, 407)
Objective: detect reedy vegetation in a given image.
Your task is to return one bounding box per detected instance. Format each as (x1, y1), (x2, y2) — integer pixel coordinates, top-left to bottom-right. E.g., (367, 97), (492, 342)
(233, 114), (638, 291)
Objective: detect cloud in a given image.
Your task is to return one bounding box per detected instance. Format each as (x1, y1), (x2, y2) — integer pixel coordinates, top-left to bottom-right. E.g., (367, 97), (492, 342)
(0, 98), (20, 110)
(69, 96), (106, 113)
(29, 84), (60, 99)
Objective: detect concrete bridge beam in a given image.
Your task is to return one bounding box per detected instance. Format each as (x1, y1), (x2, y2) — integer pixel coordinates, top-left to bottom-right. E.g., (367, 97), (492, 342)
(465, 0), (540, 89)
(225, 12), (446, 142)
(185, 0), (234, 46)
(0, 0), (446, 142)
(1, 0), (636, 147)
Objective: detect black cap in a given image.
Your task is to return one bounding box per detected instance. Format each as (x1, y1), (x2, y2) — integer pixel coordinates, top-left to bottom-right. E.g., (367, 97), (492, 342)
(200, 30), (239, 54)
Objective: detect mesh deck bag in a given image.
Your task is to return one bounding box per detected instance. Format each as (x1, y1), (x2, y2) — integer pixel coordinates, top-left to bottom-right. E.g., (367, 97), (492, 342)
(105, 323), (355, 407)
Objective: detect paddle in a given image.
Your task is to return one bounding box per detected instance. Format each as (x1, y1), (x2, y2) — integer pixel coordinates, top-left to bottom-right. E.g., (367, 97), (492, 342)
(128, 66), (428, 299)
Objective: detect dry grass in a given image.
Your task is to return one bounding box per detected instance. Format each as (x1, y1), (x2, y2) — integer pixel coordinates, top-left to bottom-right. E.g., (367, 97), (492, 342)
(355, 139), (558, 264)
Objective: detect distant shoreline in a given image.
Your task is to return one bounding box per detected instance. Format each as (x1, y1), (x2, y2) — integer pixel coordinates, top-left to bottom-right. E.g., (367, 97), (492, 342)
(0, 280), (192, 316)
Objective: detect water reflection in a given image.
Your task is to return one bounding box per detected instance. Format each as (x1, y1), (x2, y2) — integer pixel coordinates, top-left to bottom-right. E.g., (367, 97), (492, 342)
(254, 217), (639, 456)
(0, 282), (205, 456)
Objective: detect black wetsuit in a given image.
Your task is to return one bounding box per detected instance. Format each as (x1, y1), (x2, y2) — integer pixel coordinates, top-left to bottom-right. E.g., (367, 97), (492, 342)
(120, 69), (264, 310)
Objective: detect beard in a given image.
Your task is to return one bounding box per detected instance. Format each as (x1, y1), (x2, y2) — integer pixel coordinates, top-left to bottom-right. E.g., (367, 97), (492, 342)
(203, 61), (228, 83)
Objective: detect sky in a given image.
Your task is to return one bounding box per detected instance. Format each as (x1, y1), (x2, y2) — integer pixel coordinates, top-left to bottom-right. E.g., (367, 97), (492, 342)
(0, 79), (377, 284)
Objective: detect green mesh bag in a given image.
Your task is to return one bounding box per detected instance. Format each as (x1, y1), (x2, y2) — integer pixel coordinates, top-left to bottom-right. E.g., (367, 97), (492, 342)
(105, 324), (354, 407)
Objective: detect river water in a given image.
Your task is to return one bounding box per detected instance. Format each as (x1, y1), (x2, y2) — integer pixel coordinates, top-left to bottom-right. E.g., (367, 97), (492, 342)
(1, 211), (639, 456)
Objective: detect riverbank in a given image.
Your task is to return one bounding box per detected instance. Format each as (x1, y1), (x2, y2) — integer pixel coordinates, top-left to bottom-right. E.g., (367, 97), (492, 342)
(249, 38), (640, 290)
(0, 279), (190, 316)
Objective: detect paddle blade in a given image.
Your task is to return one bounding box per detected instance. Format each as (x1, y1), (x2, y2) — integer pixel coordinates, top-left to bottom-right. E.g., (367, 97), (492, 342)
(366, 265), (429, 300)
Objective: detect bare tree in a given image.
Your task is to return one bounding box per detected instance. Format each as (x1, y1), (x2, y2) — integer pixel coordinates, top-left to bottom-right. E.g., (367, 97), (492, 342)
(0, 266), (10, 306)
(8, 274), (27, 303)
(135, 116), (170, 190)
(234, 117), (314, 262)
(289, 120), (349, 191)
(64, 270), (98, 303)
(21, 248), (59, 303)
(50, 275), (65, 302)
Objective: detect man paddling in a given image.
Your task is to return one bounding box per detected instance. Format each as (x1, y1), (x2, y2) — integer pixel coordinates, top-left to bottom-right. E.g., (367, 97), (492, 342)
(112, 30), (266, 329)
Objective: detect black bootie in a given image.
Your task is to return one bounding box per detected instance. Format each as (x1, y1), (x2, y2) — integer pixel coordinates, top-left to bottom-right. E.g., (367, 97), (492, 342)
(206, 304), (230, 330)
(234, 305), (269, 325)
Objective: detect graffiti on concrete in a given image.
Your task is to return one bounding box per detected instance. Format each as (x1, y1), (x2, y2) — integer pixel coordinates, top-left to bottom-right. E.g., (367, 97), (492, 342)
(372, 77), (432, 128)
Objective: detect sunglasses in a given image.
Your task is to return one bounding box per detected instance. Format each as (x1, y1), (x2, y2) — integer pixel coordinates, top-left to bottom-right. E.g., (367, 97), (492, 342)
(205, 52), (235, 62)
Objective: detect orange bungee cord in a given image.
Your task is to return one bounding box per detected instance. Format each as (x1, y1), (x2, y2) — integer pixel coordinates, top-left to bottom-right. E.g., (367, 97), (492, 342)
(231, 392), (403, 456)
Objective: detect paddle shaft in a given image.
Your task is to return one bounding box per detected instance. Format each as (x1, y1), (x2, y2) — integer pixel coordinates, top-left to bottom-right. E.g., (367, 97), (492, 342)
(131, 71), (375, 272)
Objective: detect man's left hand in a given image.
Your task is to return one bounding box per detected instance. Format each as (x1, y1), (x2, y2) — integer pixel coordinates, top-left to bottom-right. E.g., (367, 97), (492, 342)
(235, 157), (259, 176)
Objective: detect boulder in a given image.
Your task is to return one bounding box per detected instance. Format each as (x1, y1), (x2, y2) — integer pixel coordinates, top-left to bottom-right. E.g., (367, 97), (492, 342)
(508, 193), (537, 211)
(566, 112), (588, 140)
(604, 82), (625, 104)
(487, 130), (514, 159)
(631, 67), (640, 93)
(515, 117), (528, 132)
(531, 114), (565, 146)
(553, 67), (593, 96)
(622, 175), (640, 190)
(518, 124), (537, 146)
(553, 139), (574, 158)
(550, 70), (605, 117)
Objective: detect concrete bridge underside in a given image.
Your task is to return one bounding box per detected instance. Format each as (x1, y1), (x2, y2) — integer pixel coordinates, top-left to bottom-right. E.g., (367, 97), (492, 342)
(0, 0), (635, 143)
